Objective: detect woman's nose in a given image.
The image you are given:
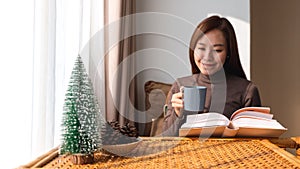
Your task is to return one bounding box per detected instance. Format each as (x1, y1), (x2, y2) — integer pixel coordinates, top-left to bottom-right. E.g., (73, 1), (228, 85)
(203, 50), (214, 61)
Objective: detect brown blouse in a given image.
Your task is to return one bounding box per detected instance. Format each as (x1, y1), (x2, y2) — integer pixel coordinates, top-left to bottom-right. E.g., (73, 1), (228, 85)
(162, 71), (261, 136)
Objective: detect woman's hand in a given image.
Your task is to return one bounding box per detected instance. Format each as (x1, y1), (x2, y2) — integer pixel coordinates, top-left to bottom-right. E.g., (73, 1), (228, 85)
(171, 92), (183, 117)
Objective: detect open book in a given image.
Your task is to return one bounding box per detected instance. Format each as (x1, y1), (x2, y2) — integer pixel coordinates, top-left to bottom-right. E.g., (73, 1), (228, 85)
(179, 107), (287, 137)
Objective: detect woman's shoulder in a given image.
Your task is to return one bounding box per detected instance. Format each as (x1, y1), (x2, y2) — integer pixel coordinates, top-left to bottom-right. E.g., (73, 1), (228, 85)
(226, 73), (249, 82)
(226, 73), (257, 89)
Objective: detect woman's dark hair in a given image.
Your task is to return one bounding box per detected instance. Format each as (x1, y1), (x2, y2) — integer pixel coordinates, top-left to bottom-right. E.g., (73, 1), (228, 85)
(189, 15), (246, 79)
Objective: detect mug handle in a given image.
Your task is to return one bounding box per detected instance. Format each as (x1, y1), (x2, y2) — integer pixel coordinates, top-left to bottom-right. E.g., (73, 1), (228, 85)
(180, 86), (184, 110)
(180, 86), (184, 93)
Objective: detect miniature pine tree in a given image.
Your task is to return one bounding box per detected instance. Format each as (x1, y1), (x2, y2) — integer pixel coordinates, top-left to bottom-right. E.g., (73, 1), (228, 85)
(60, 55), (100, 156)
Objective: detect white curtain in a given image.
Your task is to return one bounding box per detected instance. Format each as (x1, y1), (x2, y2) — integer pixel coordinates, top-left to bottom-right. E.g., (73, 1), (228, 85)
(33, 0), (104, 157)
(0, 0), (103, 168)
(31, 0), (56, 158)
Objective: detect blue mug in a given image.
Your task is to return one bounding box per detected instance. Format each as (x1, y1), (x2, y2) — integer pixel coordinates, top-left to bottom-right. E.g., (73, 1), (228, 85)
(182, 86), (207, 112)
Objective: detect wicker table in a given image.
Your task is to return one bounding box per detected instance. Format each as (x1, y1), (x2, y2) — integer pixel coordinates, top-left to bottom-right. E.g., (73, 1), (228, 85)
(19, 137), (300, 169)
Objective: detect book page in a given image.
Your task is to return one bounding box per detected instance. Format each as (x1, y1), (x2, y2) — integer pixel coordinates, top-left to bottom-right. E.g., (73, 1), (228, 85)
(180, 113), (230, 137)
(231, 118), (286, 130)
(179, 126), (226, 137)
(235, 128), (287, 137)
(186, 112), (229, 124)
(181, 119), (229, 129)
(230, 107), (271, 121)
(231, 112), (273, 121)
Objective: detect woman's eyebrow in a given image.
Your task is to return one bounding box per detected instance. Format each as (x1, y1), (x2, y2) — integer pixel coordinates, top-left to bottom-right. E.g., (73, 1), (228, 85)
(197, 43), (225, 47)
(197, 42), (206, 46)
(213, 44), (225, 47)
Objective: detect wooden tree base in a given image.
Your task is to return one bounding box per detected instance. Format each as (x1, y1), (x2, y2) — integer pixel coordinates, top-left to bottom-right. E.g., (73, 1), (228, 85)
(71, 154), (94, 165)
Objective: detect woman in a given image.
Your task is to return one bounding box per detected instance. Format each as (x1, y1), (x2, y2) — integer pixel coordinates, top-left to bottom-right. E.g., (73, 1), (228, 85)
(163, 15), (261, 136)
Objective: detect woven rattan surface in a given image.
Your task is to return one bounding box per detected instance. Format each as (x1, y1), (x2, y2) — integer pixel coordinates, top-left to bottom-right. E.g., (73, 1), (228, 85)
(41, 137), (300, 169)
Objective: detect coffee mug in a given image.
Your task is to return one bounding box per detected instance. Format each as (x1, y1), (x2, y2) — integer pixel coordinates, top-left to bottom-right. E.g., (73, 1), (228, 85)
(182, 86), (207, 112)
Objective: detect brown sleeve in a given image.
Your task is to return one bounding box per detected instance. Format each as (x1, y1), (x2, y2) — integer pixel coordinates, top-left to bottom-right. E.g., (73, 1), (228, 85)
(243, 82), (262, 107)
(162, 81), (185, 136)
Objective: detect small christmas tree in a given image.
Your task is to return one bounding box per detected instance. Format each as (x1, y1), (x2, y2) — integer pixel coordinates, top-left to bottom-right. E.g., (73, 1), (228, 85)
(60, 55), (100, 164)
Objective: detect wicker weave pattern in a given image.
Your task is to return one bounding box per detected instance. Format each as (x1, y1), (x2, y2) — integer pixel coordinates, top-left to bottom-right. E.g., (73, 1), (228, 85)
(43, 138), (300, 169)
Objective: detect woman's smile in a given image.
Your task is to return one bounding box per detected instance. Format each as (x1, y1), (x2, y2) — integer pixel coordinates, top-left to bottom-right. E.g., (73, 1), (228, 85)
(202, 62), (217, 67)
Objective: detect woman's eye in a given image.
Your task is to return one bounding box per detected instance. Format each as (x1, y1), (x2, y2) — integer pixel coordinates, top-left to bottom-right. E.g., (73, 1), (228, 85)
(215, 49), (222, 53)
(198, 48), (205, 51)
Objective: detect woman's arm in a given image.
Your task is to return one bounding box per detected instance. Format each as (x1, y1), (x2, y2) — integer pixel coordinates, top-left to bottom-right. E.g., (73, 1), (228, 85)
(243, 82), (261, 107)
(162, 82), (185, 136)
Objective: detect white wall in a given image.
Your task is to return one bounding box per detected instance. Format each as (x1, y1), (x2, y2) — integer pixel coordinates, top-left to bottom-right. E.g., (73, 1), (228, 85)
(135, 0), (250, 111)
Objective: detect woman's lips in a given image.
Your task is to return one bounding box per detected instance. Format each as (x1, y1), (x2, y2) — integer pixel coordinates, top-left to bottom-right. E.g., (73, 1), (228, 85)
(202, 62), (216, 67)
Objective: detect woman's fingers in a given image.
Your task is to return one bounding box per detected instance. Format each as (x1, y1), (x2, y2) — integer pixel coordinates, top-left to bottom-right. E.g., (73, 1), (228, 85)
(171, 92), (183, 101)
(171, 93), (183, 104)
(172, 103), (183, 108)
(171, 92), (184, 117)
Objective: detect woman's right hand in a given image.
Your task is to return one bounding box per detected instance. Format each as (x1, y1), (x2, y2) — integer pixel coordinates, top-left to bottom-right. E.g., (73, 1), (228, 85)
(171, 92), (183, 117)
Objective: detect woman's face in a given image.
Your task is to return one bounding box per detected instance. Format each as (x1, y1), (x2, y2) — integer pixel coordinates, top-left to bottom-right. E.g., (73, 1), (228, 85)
(194, 29), (227, 75)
